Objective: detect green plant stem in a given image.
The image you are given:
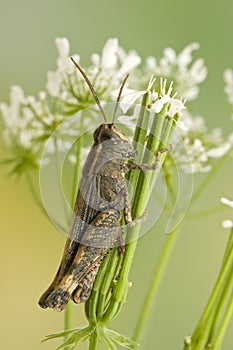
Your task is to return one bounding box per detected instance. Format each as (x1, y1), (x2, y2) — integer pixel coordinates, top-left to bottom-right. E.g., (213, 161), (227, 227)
(101, 107), (174, 327)
(191, 231), (233, 349)
(209, 228), (233, 348)
(210, 228), (233, 339)
(89, 329), (98, 350)
(97, 249), (120, 320)
(133, 226), (180, 345)
(212, 284), (233, 349)
(64, 301), (72, 333)
(208, 264), (233, 346)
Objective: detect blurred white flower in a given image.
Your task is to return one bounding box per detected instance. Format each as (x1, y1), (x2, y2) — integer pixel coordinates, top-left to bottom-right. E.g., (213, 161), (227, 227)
(1, 37), (230, 181)
(100, 38), (118, 70)
(173, 111), (233, 174)
(222, 220), (233, 229)
(221, 197), (233, 229)
(224, 69), (233, 104)
(116, 49), (141, 79)
(221, 197), (233, 208)
(144, 43), (207, 101)
(117, 88), (146, 113)
(118, 104), (141, 125)
(223, 69), (233, 119)
(46, 71), (62, 97)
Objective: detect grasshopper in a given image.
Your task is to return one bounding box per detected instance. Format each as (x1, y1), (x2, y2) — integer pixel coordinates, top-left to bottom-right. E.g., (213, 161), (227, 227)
(38, 58), (168, 311)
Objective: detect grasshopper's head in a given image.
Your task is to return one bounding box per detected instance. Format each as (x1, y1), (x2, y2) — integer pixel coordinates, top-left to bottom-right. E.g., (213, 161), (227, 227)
(93, 123), (137, 160)
(70, 59), (135, 159)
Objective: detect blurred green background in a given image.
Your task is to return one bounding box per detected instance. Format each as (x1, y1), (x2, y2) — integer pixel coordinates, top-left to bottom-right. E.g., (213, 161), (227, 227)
(0, 0), (233, 349)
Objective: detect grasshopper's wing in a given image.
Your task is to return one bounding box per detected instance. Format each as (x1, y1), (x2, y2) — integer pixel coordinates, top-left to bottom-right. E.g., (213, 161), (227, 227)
(38, 174), (101, 308)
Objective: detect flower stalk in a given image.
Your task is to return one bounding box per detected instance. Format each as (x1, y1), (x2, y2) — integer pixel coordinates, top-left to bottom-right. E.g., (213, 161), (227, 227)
(183, 228), (233, 350)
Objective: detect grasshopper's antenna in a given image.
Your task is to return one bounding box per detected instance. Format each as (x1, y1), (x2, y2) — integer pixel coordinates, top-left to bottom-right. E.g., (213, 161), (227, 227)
(70, 57), (107, 123)
(112, 74), (129, 123)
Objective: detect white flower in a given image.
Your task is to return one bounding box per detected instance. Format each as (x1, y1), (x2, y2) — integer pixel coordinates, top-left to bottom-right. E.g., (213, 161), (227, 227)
(177, 42), (200, 67)
(46, 71), (62, 97)
(116, 88), (146, 113)
(55, 37), (74, 73)
(221, 197), (233, 208)
(118, 104), (141, 126)
(175, 111), (233, 173)
(150, 95), (170, 113)
(0, 86), (25, 128)
(149, 79), (183, 115)
(221, 197), (233, 229)
(144, 42), (207, 101)
(167, 98), (186, 117)
(222, 220), (233, 229)
(224, 69), (233, 102)
(100, 38), (118, 70)
(206, 143), (231, 158)
(116, 50), (141, 78)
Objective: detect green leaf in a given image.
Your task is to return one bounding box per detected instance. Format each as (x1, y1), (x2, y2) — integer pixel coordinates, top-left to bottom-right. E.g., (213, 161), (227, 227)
(42, 329), (77, 342)
(42, 326), (94, 349)
(98, 327), (117, 350)
(106, 329), (138, 349)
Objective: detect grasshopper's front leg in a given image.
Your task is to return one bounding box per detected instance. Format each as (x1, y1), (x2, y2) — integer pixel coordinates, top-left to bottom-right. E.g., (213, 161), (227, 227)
(127, 145), (171, 172)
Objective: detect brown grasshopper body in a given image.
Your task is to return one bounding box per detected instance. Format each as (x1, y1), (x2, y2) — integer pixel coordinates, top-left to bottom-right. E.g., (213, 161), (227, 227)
(39, 59), (167, 312)
(39, 123), (139, 311)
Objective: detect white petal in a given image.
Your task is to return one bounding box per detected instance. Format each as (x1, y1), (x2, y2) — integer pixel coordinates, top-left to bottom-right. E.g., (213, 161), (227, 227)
(221, 197), (233, 208)
(101, 38), (118, 69)
(168, 98), (186, 117)
(39, 91), (47, 100)
(55, 37), (70, 58)
(177, 42), (200, 67)
(46, 71), (62, 97)
(160, 95), (171, 104)
(223, 69), (233, 84)
(10, 85), (25, 108)
(183, 86), (199, 101)
(91, 53), (100, 66)
(118, 104), (140, 126)
(190, 58), (208, 83)
(118, 114), (137, 126)
(116, 89), (146, 113)
(150, 99), (163, 113)
(163, 47), (176, 64)
(207, 143), (231, 158)
(146, 56), (157, 70)
(222, 220), (233, 229)
(116, 51), (141, 78)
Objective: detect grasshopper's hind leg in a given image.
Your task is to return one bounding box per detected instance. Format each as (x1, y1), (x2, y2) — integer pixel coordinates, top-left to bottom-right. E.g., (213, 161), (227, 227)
(40, 210), (122, 311)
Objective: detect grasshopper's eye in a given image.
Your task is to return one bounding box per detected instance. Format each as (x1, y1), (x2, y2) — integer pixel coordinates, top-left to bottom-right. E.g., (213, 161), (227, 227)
(102, 133), (112, 141)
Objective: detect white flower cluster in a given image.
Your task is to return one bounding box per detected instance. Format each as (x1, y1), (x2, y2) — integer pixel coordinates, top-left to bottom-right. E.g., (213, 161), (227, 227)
(1, 37), (229, 178)
(117, 78), (186, 125)
(136, 42), (208, 101)
(173, 112), (233, 173)
(46, 38), (141, 112)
